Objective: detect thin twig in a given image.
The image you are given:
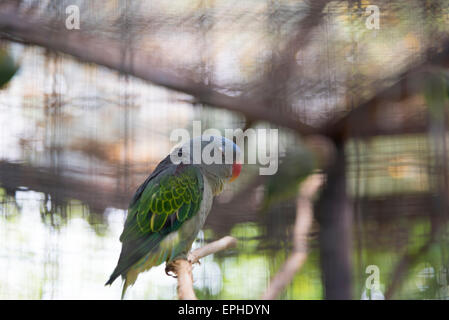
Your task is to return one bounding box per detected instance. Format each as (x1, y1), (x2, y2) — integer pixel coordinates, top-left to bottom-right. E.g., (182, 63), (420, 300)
(261, 174), (323, 300)
(167, 236), (237, 300)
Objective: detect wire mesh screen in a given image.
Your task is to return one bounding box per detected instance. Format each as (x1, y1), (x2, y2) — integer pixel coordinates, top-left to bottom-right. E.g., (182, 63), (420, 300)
(0, 0), (448, 300)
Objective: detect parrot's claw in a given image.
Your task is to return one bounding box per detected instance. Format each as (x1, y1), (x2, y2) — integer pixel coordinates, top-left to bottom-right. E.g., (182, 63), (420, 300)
(165, 252), (199, 277)
(188, 258), (201, 265)
(187, 253), (201, 265)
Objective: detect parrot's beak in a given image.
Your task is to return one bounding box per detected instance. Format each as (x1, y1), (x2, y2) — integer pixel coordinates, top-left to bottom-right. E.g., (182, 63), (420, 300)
(229, 163), (242, 182)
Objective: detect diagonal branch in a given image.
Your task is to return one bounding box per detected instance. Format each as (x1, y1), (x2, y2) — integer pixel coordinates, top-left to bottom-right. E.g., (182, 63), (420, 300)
(322, 40), (449, 140)
(0, 7), (317, 135)
(187, 236), (237, 265)
(384, 238), (434, 299)
(250, 0), (329, 97)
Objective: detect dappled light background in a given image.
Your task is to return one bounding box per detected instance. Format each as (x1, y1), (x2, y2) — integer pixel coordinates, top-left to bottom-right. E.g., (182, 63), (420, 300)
(0, 0), (449, 299)
(0, 42), (318, 300)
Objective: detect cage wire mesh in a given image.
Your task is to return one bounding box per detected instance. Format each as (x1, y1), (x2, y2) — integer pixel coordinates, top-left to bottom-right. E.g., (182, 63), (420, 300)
(0, 0), (448, 299)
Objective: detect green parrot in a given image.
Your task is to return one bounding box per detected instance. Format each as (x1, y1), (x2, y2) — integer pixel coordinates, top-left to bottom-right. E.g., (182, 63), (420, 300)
(262, 146), (316, 210)
(106, 136), (242, 298)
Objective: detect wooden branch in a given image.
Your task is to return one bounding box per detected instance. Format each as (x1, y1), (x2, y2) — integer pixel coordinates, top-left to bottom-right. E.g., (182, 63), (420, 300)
(261, 174), (323, 300)
(385, 211), (449, 299)
(316, 142), (353, 299)
(167, 236), (237, 300)
(384, 239), (433, 299)
(0, 160), (131, 213)
(322, 40), (449, 140)
(188, 236), (237, 264)
(250, 0), (329, 97)
(0, 7), (317, 136)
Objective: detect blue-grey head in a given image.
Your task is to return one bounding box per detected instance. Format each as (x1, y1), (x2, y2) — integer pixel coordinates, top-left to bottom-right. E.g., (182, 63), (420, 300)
(170, 136), (242, 194)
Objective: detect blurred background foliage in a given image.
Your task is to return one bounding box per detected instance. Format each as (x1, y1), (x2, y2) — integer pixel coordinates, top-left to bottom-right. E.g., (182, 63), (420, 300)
(0, 0), (449, 299)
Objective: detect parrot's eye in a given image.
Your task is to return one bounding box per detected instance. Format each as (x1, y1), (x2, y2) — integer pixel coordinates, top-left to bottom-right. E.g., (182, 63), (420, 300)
(177, 149), (183, 157)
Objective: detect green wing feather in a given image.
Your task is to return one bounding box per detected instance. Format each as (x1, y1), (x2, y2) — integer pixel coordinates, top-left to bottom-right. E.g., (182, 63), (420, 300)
(135, 166), (202, 233)
(106, 164), (204, 285)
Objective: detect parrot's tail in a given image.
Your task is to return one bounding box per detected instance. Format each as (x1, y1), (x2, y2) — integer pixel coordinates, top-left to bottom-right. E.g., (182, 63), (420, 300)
(121, 278), (130, 300)
(105, 271), (134, 300)
(120, 271), (138, 300)
(105, 275), (117, 286)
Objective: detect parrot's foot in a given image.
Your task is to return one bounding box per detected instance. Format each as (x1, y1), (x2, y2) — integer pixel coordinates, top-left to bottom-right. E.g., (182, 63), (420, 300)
(165, 263), (178, 278)
(165, 251), (202, 277)
(165, 254), (188, 278)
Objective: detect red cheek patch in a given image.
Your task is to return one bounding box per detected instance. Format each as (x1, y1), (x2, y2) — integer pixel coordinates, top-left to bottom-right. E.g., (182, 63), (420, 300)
(230, 163), (242, 182)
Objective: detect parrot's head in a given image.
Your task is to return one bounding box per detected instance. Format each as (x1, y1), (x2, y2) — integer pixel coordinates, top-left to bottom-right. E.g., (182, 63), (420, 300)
(171, 135), (242, 194)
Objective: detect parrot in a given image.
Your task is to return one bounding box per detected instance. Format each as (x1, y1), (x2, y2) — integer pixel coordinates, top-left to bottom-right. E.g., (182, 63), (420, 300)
(105, 136), (242, 299)
(261, 146), (316, 211)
